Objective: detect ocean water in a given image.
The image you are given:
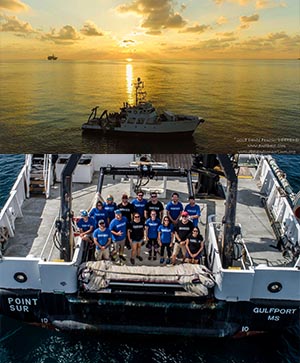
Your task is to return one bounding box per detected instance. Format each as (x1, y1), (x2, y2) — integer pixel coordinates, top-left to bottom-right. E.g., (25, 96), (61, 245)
(0, 59), (299, 153)
(0, 154), (299, 363)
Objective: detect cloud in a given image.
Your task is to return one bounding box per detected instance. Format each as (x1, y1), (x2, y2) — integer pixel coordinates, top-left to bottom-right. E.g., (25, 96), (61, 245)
(0, 0), (29, 12)
(214, 0), (287, 7)
(120, 39), (136, 47)
(41, 25), (82, 44)
(178, 31), (299, 57)
(240, 14), (259, 22)
(193, 38), (234, 51)
(232, 32), (299, 52)
(117, 0), (187, 35)
(255, 0), (287, 9)
(180, 24), (210, 34)
(0, 14), (34, 33)
(239, 13), (259, 29)
(180, 3), (187, 11)
(217, 16), (228, 25)
(216, 31), (236, 38)
(214, 0), (252, 5)
(80, 21), (104, 36)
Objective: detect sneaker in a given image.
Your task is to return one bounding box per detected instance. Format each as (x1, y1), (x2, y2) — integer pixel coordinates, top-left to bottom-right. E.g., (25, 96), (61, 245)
(153, 256), (157, 261)
(166, 258), (170, 264)
(119, 255), (126, 261)
(148, 256), (152, 261)
(160, 258), (165, 264)
(130, 258), (135, 265)
(136, 256), (143, 261)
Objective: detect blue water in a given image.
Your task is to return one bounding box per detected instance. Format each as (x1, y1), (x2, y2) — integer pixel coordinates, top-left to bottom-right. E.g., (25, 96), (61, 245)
(0, 154), (299, 363)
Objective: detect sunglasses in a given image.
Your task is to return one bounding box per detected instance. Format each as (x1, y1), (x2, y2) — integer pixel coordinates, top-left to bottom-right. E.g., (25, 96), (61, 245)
(134, 215), (140, 218)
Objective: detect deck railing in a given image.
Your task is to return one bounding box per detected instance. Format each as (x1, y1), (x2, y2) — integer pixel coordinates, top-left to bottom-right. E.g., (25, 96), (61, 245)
(255, 156), (300, 265)
(0, 159), (30, 241)
(43, 154), (53, 199)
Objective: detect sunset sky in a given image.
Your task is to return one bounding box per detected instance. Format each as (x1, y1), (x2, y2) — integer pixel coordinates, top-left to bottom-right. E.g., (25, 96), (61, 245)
(0, 0), (299, 60)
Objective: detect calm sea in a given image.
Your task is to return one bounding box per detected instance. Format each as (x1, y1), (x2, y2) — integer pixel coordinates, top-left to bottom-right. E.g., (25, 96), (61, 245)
(0, 59), (299, 153)
(0, 154), (299, 363)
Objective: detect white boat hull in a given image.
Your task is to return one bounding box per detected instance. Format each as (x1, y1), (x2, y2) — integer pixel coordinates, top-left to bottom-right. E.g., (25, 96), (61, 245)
(82, 118), (204, 134)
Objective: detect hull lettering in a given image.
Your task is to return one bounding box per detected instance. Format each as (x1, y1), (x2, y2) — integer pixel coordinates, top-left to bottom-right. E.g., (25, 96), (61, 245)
(7, 297), (38, 313)
(253, 307), (297, 315)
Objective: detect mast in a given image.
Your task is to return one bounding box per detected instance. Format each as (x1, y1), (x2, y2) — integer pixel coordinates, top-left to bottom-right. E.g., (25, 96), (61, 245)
(134, 77), (147, 105)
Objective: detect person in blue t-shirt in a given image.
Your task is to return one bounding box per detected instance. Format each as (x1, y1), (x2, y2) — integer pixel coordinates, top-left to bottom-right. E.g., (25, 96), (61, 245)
(77, 210), (94, 243)
(89, 201), (109, 227)
(93, 219), (112, 261)
(166, 192), (183, 225)
(109, 210), (128, 262)
(77, 210), (95, 260)
(103, 194), (117, 223)
(158, 216), (174, 264)
(145, 211), (161, 260)
(184, 195), (201, 227)
(131, 190), (147, 222)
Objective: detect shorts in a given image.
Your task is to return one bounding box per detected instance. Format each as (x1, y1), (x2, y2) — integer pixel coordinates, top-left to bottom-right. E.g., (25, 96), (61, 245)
(172, 242), (187, 258)
(132, 239), (143, 244)
(112, 238), (126, 251)
(95, 248), (110, 261)
(185, 251), (202, 260)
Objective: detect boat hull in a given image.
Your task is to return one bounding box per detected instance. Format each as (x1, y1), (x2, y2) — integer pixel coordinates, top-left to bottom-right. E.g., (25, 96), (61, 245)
(82, 119), (204, 134)
(0, 288), (299, 338)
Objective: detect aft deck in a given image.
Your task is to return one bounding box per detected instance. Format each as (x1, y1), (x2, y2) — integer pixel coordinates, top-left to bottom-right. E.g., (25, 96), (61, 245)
(3, 164), (287, 269)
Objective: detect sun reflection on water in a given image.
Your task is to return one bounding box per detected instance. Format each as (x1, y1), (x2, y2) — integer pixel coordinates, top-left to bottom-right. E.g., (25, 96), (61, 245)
(126, 63), (134, 105)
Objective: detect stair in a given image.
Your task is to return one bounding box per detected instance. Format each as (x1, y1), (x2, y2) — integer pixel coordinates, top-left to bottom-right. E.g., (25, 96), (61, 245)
(29, 155), (45, 196)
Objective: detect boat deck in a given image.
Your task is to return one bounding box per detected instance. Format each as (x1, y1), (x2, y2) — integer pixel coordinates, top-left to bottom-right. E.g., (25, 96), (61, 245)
(4, 167), (288, 268)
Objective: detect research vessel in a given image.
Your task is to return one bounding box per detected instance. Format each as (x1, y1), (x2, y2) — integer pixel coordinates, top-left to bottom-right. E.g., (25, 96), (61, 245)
(0, 154), (299, 338)
(81, 78), (204, 134)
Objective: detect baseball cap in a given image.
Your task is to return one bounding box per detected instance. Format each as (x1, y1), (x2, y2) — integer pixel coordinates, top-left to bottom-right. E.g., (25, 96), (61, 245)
(81, 210), (88, 217)
(98, 219), (105, 224)
(181, 211), (189, 217)
(115, 209), (122, 215)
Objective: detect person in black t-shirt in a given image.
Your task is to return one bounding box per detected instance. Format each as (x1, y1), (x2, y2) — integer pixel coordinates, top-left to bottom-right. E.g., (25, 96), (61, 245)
(117, 193), (135, 222)
(171, 211), (193, 265)
(144, 192), (164, 220)
(118, 193), (135, 250)
(186, 227), (204, 264)
(127, 213), (145, 264)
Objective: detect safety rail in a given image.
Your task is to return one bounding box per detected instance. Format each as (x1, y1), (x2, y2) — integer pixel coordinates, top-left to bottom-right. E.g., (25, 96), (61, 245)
(43, 154), (53, 199)
(206, 217), (253, 272)
(255, 156), (300, 262)
(0, 160), (30, 239)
